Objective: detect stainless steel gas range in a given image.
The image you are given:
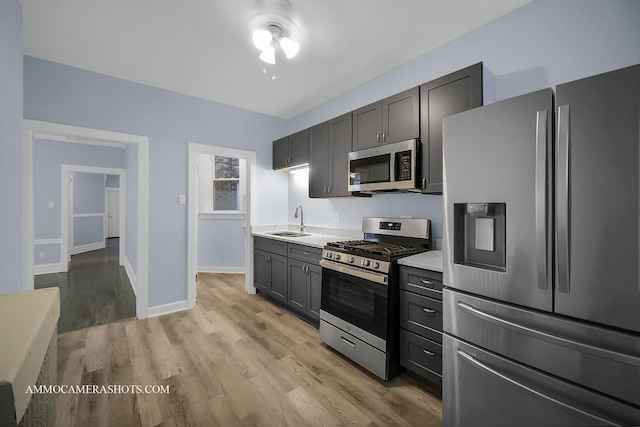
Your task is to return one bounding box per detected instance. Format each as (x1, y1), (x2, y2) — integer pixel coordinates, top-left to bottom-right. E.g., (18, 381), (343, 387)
(319, 217), (431, 380)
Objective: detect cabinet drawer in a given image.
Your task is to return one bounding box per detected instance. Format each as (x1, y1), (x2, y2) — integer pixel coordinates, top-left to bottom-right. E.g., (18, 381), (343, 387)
(400, 290), (443, 343)
(400, 329), (442, 385)
(288, 244), (322, 264)
(400, 266), (443, 300)
(254, 237), (288, 256)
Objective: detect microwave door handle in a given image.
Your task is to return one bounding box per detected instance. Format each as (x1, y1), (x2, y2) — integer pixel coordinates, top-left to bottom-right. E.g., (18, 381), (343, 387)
(389, 151), (396, 182)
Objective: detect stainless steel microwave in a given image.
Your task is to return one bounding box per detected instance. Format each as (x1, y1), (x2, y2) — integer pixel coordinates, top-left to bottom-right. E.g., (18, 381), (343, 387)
(348, 139), (421, 193)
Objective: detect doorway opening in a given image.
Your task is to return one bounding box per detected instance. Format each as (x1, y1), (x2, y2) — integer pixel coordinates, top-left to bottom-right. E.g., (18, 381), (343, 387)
(23, 120), (150, 319)
(187, 143), (258, 308)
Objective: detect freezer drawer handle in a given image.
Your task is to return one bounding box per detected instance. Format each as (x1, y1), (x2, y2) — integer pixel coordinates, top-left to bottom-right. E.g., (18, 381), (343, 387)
(456, 348), (617, 426)
(456, 301), (640, 366)
(422, 307), (436, 314)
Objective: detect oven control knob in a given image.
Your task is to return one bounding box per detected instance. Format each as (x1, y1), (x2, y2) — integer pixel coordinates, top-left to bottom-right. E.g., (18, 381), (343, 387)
(362, 259), (371, 267)
(372, 261), (380, 269)
(326, 252), (333, 259)
(334, 254), (341, 261)
(346, 256), (355, 263)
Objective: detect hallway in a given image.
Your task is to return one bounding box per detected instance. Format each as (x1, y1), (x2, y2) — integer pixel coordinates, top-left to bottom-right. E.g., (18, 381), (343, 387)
(35, 238), (136, 333)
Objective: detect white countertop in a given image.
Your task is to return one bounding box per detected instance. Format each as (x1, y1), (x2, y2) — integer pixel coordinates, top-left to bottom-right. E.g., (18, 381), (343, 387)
(251, 225), (361, 249)
(398, 250), (443, 272)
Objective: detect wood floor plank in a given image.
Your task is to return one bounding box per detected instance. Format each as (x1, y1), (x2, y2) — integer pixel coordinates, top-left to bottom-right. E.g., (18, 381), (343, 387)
(56, 273), (442, 426)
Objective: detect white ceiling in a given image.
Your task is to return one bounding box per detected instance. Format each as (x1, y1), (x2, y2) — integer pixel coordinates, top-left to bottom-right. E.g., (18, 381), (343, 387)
(23, 0), (533, 119)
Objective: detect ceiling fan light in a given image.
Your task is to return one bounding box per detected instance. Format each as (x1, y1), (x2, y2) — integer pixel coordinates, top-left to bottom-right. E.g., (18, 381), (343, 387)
(259, 45), (276, 64)
(252, 29), (273, 51)
(279, 36), (300, 59)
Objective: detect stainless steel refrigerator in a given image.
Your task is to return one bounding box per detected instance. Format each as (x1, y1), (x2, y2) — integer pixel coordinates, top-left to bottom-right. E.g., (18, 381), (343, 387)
(442, 64), (640, 426)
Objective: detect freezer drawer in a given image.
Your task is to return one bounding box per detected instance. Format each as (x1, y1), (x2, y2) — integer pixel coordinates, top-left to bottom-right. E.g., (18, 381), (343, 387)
(443, 289), (640, 407)
(443, 335), (640, 427)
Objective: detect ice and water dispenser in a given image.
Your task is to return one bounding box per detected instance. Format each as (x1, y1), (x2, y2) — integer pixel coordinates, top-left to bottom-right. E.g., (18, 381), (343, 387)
(453, 202), (506, 272)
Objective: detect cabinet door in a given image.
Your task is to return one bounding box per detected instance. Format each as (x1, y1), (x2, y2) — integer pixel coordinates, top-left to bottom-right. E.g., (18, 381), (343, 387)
(352, 101), (382, 150)
(420, 63), (482, 193)
(272, 136), (289, 170)
(269, 253), (288, 304)
(307, 264), (322, 321)
(309, 121), (330, 198)
(328, 112), (352, 197)
(287, 259), (307, 313)
(254, 249), (271, 292)
(288, 129), (309, 167)
(382, 86), (419, 145)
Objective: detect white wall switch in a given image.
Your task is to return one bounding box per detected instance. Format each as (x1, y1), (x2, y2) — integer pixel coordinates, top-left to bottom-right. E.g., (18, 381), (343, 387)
(331, 211), (340, 223)
(48, 201), (54, 209)
(178, 194), (186, 205)
(39, 252), (45, 259)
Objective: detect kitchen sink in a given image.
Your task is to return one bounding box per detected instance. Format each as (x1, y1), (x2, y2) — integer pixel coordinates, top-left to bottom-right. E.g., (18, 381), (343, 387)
(268, 231), (311, 237)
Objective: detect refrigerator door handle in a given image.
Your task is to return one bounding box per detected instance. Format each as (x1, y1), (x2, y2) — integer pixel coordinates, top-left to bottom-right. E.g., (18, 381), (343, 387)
(456, 301), (640, 366)
(456, 349), (618, 426)
(535, 109), (549, 290)
(556, 104), (571, 293)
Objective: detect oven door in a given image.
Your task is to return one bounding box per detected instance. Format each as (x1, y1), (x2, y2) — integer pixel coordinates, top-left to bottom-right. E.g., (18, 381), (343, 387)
(320, 260), (389, 340)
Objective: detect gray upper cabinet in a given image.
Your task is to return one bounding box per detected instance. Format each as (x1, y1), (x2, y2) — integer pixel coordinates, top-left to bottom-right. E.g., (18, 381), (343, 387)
(309, 112), (352, 198)
(420, 62), (483, 193)
(272, 129), (309, 170)
(352, 87), (419, 150)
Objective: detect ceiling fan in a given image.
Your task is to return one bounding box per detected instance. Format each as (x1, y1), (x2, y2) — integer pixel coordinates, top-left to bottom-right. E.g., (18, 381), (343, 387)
(248, 0), (301, 65)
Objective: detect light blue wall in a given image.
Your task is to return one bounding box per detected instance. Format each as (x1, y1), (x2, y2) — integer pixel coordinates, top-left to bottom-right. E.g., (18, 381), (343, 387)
(286, 0), (640, 244)
(24, 58), (288, 306)
(0, 0), (23, 294)
(105, 174), (120, 188)
(32, 139), (126, 264)
(198, 219), (246, 270)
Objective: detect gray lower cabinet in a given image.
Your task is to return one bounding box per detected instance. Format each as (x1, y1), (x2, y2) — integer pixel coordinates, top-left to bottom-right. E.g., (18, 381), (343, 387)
(254, 237), (322, 326)
(399, 265), (444, 386)
(254, 237), (288, 304)
(287, 244), (322, 324)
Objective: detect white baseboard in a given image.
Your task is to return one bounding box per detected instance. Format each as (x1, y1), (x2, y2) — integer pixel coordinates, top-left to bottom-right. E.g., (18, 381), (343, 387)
(123, 256), (137, 298)
(147, 300), (189, 318)
(34, 263), (63, 276)
(197, 266), (246, 274)
(71, 241), (105, 255)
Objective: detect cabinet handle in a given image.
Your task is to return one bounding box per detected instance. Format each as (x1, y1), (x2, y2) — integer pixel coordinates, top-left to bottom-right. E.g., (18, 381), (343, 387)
(382, 132), (386, 142)
(324, 185), (328, 194)
(376, 133), (380, 143)
(328, 185), (332, 194)
(420, 279), (434, 286)
(422, 177), (426, 189)
(341, 336), (356, 348)
(422, 307), (436, 314)
(422, 348), (435, 356)
(303, 251), (309, 256)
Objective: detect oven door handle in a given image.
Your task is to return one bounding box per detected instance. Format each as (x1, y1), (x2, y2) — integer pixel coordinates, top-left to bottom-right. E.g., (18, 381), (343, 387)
(320, 259), (388, 286)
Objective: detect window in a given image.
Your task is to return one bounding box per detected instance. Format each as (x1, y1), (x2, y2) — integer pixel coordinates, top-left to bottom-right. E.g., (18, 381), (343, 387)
(198, 154), (246, 215)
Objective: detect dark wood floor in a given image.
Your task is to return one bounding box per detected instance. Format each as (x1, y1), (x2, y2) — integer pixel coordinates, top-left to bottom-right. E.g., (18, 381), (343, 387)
(35, 238), (136, 333)
(56, 273), (443, 426)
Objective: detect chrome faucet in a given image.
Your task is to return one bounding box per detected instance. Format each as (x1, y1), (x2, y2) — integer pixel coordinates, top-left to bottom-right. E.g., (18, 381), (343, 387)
(294, 205), (304, 232)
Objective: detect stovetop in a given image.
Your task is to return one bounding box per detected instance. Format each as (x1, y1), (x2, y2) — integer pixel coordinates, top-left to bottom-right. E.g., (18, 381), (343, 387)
(326, 239), (429, 259)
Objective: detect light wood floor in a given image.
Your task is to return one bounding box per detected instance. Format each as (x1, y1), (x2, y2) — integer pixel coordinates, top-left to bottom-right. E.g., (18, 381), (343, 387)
(57, 273), (442, 426)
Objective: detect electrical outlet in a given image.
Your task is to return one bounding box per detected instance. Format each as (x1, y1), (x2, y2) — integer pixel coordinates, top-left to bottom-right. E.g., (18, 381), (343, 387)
(39, 252), (45, 260)
(178, 194), (186, 205)
(331, 211), (340, 223)
(48, 201), (54, 209)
